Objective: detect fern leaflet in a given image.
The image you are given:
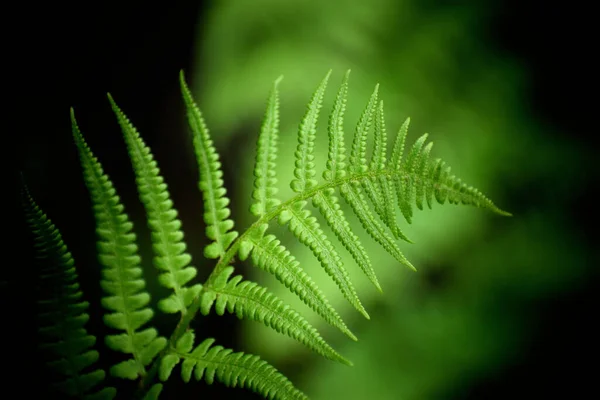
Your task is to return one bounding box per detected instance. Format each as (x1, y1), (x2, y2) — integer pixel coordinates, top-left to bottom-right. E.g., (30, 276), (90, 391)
(71, 110), (167, 380)
(22, 181), (116, 400)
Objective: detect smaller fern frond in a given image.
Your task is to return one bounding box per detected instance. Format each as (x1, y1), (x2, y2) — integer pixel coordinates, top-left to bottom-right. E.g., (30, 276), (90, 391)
(199, 267), (351, 365)
(159, 331), (308, 400)
(107, 94), (202, 315)
(180, 71), (239, 259)
(251, 75), (284, 217)
(22, 180), (116, 400)
(71, 110), (167, 380)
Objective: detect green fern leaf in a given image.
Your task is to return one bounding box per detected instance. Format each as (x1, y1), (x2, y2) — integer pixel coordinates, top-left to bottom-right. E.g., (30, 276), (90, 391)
(180, 71), (239, 259)
(200, 267), (351, 365)
(71, 110), (167, 380)
(251, 75), (284, 217)
(290, 70), (331, 193)
(324, 69), (350, 181)
(22, 181), (116, 400)
(107, 94), (202, 315)
(160, 332), (308, 400)
(142, 383), (163, 400)
(349, 83), (378, 174)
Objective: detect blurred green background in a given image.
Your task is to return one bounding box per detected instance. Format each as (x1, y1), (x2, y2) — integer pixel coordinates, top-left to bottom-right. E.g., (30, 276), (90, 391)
(13, 0), (595, 399)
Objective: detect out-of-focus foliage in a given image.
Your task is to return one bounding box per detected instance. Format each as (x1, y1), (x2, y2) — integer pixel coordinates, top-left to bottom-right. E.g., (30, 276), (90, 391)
(191, 0), (589, 398)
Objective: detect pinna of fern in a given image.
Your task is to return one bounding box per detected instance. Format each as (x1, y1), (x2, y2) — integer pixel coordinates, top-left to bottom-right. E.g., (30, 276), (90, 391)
(23, 69), (509, 400)
(21, 180), (117, 400)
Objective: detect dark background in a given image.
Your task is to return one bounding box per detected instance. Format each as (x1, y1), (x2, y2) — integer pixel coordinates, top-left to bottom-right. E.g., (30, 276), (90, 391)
(9, 1), (596, 398)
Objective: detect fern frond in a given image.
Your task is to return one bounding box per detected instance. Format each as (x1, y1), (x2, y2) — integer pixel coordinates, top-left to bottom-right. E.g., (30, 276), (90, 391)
(251, 75), (284, 217)
(22, 181), (116, 400)
(29, 70), (511, 400)
(71, 110), (167, 380)
(159, 331), (308, 400)
(107, 95), (202, 315)
(199, 267), (351, 365)
(180, 71), (239, 259)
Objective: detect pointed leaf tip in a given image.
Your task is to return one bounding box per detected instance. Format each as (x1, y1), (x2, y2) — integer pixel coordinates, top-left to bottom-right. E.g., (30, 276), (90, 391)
(179, 70), (188, 87)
